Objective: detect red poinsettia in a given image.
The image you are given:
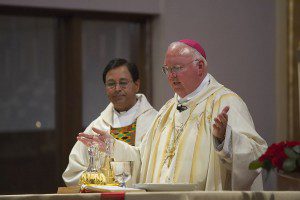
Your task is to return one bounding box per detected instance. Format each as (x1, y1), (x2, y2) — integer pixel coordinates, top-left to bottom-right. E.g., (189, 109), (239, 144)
(249, 141), (300, 172)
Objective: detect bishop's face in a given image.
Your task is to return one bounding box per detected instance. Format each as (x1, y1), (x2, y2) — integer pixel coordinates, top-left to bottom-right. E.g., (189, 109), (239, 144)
(164, 48), (203, 98)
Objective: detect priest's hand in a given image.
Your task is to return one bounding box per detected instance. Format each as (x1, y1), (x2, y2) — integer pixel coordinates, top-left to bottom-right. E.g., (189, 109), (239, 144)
(77, 127), (115, 152)
(212, 106), (230, 142)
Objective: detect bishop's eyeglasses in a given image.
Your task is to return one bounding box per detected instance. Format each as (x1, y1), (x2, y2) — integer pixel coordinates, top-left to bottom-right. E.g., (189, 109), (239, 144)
(162, 59), (199, 75)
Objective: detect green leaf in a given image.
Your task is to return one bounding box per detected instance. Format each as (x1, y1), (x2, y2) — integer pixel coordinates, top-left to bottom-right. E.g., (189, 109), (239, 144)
(293, 145), (300, 154)
(283, 158), (297, 172)
(249, 160), (263, 170)
(284, 147), (300, 159)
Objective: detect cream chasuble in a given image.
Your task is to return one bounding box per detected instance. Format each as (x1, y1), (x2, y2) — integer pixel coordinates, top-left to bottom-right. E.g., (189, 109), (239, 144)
(114, 75), (267, 190)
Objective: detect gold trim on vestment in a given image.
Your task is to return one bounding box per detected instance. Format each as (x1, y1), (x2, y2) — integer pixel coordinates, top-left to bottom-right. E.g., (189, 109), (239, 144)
(156, 107), (176, 182)
(150, 104), (174, 182)
(150, 119), (165, 182)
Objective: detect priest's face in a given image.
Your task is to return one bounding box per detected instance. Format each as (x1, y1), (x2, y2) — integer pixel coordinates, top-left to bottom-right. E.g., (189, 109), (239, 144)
(105, 65), (140, 112)
(164, 44), (204, 98)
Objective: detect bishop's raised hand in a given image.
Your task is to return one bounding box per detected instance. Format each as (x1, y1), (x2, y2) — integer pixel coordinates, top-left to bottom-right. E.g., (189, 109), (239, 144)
(212, 106), (230, 142)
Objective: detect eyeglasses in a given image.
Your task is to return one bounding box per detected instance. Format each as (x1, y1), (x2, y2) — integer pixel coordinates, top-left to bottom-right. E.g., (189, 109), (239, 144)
(105, 80), (132, 89)
(162, 59), (199, 75)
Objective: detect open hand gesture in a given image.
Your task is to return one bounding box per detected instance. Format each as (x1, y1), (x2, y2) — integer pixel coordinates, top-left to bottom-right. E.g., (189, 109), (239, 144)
(77, 127), (114, 152)
(212, 106), (230, 142)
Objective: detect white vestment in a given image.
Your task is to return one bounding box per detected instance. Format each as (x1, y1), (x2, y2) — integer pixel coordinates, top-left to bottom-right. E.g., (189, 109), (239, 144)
(62, 94), (158, 186)
(113, 75), (267, 190)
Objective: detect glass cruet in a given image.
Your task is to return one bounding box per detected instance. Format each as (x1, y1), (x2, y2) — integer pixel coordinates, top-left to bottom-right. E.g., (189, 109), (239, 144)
(79, 143), (107, 185)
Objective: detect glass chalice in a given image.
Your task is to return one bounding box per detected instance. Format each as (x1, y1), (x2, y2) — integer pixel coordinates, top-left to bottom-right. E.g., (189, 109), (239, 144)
(110, 161), (133, 188)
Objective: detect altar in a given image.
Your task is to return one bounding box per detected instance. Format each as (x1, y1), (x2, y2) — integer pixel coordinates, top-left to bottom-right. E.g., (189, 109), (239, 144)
(0, 191), (300, 200)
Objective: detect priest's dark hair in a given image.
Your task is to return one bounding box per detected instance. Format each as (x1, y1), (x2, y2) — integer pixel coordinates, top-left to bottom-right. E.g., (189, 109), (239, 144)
(102, 58), (139, 83)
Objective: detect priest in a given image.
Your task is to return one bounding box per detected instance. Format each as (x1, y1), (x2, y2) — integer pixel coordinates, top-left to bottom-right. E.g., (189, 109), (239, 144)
(63, 58), (158, 186)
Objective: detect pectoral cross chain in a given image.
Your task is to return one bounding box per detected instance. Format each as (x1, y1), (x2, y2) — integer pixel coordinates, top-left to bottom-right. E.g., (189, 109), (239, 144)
(164, 123), (184, 167)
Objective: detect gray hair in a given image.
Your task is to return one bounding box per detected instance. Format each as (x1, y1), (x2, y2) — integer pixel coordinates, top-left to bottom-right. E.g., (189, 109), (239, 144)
(169, 41), (208, 67)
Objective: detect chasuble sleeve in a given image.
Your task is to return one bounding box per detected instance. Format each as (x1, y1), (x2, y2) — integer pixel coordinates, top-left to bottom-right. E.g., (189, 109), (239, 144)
(113, 109), (162, 184)
(213, 125), (232, 170)
(62, 141), (89, 186)
(113, 139), (142, 185)
(212, 93), (267, 190)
